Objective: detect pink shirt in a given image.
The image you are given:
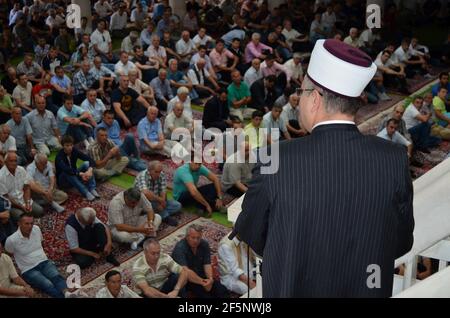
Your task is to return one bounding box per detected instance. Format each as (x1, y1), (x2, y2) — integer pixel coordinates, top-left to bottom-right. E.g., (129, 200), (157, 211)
(260, 61), (291, 82)
(244, 41), (273, 64)
(209, 48), (235, 69)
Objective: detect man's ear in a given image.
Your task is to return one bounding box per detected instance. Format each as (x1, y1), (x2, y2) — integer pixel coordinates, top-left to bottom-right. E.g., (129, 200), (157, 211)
(310, 89), (322, 114)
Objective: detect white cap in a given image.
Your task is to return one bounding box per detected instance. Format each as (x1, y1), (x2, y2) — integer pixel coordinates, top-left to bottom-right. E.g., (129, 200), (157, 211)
(307, 39), (377, 98)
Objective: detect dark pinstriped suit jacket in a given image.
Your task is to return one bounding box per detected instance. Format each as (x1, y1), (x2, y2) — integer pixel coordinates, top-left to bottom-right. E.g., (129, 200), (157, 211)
(234, 124), (415, 298)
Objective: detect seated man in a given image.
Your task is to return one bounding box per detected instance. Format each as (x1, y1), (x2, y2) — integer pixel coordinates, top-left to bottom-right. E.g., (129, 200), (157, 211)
(222, 141), (255, 198)
(0, 85), (14, 124)
(167, 86), (193, 119)
(432, 87), (450, 140)
(121, 31), (142, 57)
(96, 110), (147, 172)
(90, 56), (117, 98)
(137, 106), (174, 157)
(284, 53), (304, 88)
(176, 30), (197, 63)
(187, 58), (221, 98)
(244, 110), (268, 150)
(202, 88), (231, 132)
(16, 54), (44, 84)
(111, 75), (150, 128)
(133, 238), (188, 298)
(375, 49), (410, 95)
(134, 161), (182, 227)
(0, 196), (15, 246)
(12, 73), (34, 114)
(377, 105), (411, 140)
(150, 68), (174, 112)
(263, 104), (291, 141)
(250, 76), (278, 113)
(5, 214), (72, 298)
(260, 54), (290, 94)
(281, 94), (306, 138)
(55, 135), (99, 202)
(81, 89), (107, 125)
(244, 58), (263, 88)
(50, 66), (73, 108)
(0, 153), (44, 221)
(114, 51), (140, 78)
(167, 59), (193, 97)
(190, 45), (217, 81)
(218, 231), (257, 295)
(394, 38), (431, 78)
(7, 107), (36, 166)
(431, 72), (450, 102)
(108, 188), (162, 250)
(57, 95), (96, 149)
(173, 159), (225, 217)
(27, 153), (68, 213)
(128, 69), (157, 107)
(163, 102), (194, 139)
(88, 127), (129, 182)
(403, 96), (441, 152)
(96, 270), (141, 298)
(172, 224), (229, 298)
(0, 240), (35, 298)
(227, 70), (254, 121)
(133, 45), (160, 84)
(210, 39), (239, 84)
(377, 118), (413, 158)
(65, 207), (119, 269)
(0, 124), (16, 167)
(72, 61), (96, 105)
(26, 95), (62, 156)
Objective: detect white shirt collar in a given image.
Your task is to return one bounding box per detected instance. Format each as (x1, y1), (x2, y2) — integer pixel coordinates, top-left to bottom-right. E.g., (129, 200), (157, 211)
(312, 120), (356, 130)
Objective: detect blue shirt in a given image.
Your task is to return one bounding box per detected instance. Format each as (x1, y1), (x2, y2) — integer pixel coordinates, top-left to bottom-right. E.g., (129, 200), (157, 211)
(137, 117), (162, 143)
(221, 29), (246, 47)
(172, 164), (210, 200)
(57, 105), (84, 134)
(96, 119), (122, 146)
(50, 74), (71, 90)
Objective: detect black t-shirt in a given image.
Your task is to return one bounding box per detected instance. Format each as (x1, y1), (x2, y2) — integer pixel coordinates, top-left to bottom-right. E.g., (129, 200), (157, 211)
(1, 76), (17, 95)
(111, 87), (139, 113)
(42, 54), (62, 72)
(133, 54), (149, 66)
(171, 239), (211, 278)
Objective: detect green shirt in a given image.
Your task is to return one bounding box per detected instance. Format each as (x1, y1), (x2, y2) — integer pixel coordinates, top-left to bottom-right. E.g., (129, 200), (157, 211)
(433, 96), (449, 126)
(0, 95), (14, 113)
(227, 81), (250, 109)
(172, 163), (211, 200)
(244, 122), (266, 149)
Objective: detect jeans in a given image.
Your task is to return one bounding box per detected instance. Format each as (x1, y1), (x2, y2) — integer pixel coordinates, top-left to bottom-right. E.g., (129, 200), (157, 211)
(408, 122), (441, 151)
(119, 134), (147, 171)
(65, 124), (93, 144)
(151, 199), (182, 219)
(57, 162), (96, 197)
(22, 260), (67, 298)
(159, 273), (187, 297)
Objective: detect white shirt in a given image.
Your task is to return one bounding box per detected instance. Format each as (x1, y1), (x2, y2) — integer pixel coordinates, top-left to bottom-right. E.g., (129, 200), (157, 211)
(176, 39), (196, 56)
(282, 28), (301, 48)
(312, 120), (355, 130)
(360, 29), (380, 46)
(409, 43), (429, 57)
(110, 11), (128, 31)
(145, 45), (167, 60)
(192, 34), (212, 47)
(114, 60), (137, 77)
(94, 1), (113, 18)
(321, 11), (336, 29)
(12, 82), (33, 107)
(81, 98), (106, 123)
(403, 104), (422, 130)
(281, 102), (300, 123)
(26, 161), (54, 190)
(130, 8), (147, 23)
(218, 237), (255, 281)
(163, 112), (193, 137)
(243, 67), (262, 88)
(121, 36), (142, 54)
(283, 59), (303, 81)
(5, 225), (48, 273)
(0, 165), (32, 206)
(167, 95), (193, 119)
(377, 128), (411, 147)
(91, 29), (112, 54)
(0, 136), (17, 154)
(394, 46), (412, 63)
(96, 285), (141, 298)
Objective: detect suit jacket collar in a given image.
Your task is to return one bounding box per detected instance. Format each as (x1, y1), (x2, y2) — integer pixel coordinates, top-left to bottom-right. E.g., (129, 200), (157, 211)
(311, 123), (359, 134)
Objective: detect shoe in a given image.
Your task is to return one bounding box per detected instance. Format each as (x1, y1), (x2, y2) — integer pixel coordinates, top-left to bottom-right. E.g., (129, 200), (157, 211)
(378, 92), (392, 101)
(90, 189), (100, 198)
(131, 234), (145, 250)
(163, 216), (178, 227)
(424, 73), (433, 79)
(85, 192), (95, 201)
(51, 201), (65, 213)
(83, 140), (90, 149)
(65, 289), (89, 298)
(106, 254), (120, 267)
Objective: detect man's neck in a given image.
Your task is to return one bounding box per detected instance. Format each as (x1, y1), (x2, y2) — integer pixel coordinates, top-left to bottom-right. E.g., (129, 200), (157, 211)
(20, 228), (30, 239)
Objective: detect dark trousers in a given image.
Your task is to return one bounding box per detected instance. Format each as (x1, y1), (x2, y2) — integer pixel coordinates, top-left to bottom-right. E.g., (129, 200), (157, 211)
(116, 105), (148, 128)
(288, 119), (303, 138)
(45, 96), (60, 116)
(73, 93), (86, 106)
(186, 280), (229, 298)
(70, 223), (108, 269)
(155, 97), (169, 112)
(159, 273), (187, 297)
(178, 183), (217, 212)
(384, 68), (409, 91)
(16, 144), (33, 166)
(0, 219), (16, 245)
(408, 122), (441, 151)
(205, 121), (228, 132)
(0, 112), (11, 124)
(226, 185), (246, 198)
(142, 69), (159, 84)
(65, 124), (93, 144)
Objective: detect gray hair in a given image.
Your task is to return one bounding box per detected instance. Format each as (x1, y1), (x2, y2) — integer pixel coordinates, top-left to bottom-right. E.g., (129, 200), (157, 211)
(148, 160), (162, 172)
(168, 59), (177, 66)
(158, 68), (167, 76)
(151, 34), (160, 41)
(124, 188), (141, 202)
(177, 86), (189, 95)
(251, 33), (261, 41)
(79, 207), (96, 222)
(143, 238), (160, 251)
(34, 153), (48, 164)
(302, 75), (362, 116)
(186, 224), (203, 236)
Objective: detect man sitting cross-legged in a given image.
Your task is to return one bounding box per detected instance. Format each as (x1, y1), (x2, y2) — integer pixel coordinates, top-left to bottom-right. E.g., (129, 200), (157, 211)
(133, 238), (189, 298)
(108, 188), (162, 250)
(27, 153), (68, 213)
(172, 224), (229, 298)
(88, 127), (129, 182)
(96, 270), (141, 298)
(96, 110), (147, 172)
(65, 207), (119, 269)
(377, 118), (413, 159)
(134, 161), (182, 227)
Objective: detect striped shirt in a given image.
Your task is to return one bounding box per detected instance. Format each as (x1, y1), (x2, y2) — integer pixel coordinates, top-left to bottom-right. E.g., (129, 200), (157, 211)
(133, 253), (182, 290)
(88, 139), (116, 163)
(134, 169), (167, 197)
